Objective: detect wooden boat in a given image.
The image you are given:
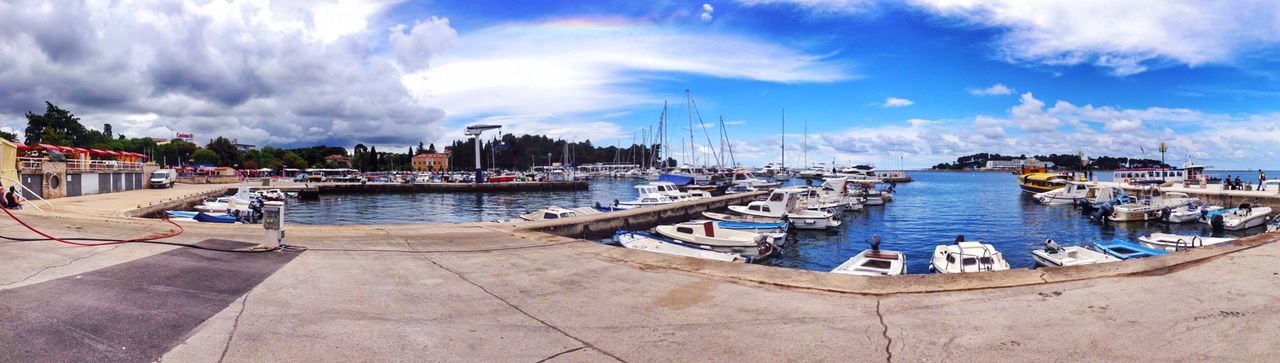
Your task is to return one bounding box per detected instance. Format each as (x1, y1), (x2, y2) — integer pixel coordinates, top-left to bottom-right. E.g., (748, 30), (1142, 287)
(929, 239), (1010, 273)
(1137, 233), (1236, 252)
(612, 231), (748, 263)
(1030, 239), (1119, 267)
(1091, 239), (1167, 260)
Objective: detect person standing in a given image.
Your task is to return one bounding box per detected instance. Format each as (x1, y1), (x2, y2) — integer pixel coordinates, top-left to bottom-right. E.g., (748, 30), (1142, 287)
(1260, 169), (1267, 191)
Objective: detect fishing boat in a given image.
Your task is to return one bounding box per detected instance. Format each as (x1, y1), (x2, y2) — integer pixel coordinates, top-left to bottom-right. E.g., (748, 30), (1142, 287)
(1207, 204), (1274, 231)
(612, 231), (748, 262)
(1108, 190), (1197, 222)
(518, 206), (600, 221)
(831, 237), (906, 276)
(1137, 233), (1237, 252)
(1030, 239), (1119, 267)
(1091, 239), (1167, 260)
(654, 221), (779, 259)
(1034, 181), (1092, 206)
(1161, 202), (1221, 223)
(929, 238), (1011, 273)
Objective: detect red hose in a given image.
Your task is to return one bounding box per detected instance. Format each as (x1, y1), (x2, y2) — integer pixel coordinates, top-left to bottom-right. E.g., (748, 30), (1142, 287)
(0, 206), (185, 246)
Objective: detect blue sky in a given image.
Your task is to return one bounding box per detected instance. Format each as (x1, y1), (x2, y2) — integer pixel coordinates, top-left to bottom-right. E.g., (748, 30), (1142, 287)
(3, 0), (1280, 168)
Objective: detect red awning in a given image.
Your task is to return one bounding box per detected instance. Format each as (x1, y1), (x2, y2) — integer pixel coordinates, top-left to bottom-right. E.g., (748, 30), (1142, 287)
(38, 144), (67, 152)
(16, 144), (35, 151)
(88, 149), (109, 156)
(104, 150), (120, 156)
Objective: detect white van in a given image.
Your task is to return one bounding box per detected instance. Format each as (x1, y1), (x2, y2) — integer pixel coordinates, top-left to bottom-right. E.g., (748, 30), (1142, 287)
(150, 169), (177, 188)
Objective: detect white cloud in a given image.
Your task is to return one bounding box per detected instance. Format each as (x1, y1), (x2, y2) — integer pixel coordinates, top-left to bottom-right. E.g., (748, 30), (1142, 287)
(968, 83), (1014, 96)
(736, 0), (877, 14)
(906, 0), (1280, 75)
(723, 120), (746, 125)
(1105, 119), (1143, 132)
(881, 97), (914, 108)
(389, 17), (459, 71)
(701, 3), (715, 22)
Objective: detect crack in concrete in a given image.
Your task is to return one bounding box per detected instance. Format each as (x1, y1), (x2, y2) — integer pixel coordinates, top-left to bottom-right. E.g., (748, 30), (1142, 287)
(218, 292), (252, 363)
(536, 346), (587, 363)
(0, 245), (120, 287)
(876, 298), (893, 363)
(415, 253), (626, 363)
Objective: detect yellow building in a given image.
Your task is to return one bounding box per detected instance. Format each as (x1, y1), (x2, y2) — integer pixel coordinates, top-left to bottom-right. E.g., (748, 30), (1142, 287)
(1, 138), (17, 187)
(412, 152), (450, 171)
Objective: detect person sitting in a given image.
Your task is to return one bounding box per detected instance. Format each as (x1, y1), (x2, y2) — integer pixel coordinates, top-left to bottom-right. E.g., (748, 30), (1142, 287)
(1235, 176), (1244, 190)
(2, 186), (22, 210)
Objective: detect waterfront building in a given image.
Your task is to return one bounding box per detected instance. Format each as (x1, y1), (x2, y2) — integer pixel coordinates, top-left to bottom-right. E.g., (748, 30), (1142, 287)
(412, 152), (450, 171)
(983, 158), (1055, 171)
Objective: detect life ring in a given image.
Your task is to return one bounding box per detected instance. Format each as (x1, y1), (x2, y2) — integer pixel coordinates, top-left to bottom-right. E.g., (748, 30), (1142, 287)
(1122, 178), (1129, 184)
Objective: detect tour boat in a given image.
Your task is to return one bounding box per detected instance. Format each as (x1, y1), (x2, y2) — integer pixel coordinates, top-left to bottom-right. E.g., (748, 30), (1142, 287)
(1206, 204), (1274, 231)
(929, 239), (1011, 273)
(1016, 172), (1070, 194)
(1030, 239), (1119, 267)
(831, 237), (905, 276)
(1161, 202), (1221, 223)
(1108, 191), (1197, 222)
(1091, 239), (1167, 260)
(612, 231), (748, 263)
(654, 221), (779, 259)
(518, 206), (600, 221)
(1137, 233), (1237, 252)
(1113, 167), (1191, 185)
(1034, 182), (1091, 206)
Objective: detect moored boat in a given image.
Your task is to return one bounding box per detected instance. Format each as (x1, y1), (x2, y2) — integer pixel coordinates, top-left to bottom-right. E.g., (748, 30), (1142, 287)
(1030, 239), (1119, 267)
(654, 221), (779, 259)
(612, 231), (748, 262)
(929, 237), (1010, 273)
(831, 237), (906, 276)
(1206, 204), (1273, 231)
(1137, 233), (1237, 252)
(1091, 239), (1167, 260)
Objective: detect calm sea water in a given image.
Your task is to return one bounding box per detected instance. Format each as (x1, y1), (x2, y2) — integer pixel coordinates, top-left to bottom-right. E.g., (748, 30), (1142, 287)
(284, 171), (1275, 274)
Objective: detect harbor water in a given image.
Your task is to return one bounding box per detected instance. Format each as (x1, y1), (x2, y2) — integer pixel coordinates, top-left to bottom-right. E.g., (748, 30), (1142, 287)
(284, 171), (1275, 274)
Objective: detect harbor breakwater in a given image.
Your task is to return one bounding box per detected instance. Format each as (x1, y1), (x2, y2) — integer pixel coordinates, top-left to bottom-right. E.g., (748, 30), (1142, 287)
(517, 191), (766, 239)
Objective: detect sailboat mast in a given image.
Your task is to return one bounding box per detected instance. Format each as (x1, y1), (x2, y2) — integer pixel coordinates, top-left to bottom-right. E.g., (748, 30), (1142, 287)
(685, 89), (696, 166)
(803, 120), (808, 169)
(781, 109), (786, 170)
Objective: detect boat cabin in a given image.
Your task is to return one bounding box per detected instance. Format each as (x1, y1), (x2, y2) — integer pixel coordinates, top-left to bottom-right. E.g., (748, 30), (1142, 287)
(1113, 168), (1186, 184)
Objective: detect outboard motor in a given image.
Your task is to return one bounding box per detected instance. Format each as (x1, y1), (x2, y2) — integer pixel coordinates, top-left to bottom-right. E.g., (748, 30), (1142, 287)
(869, 235), (882, 252)
(1044, 238), (1063, 253)
(1159, 207), (1172, 223)
(954, 234), (966, 244)
(1092, 203), (1114, 223)
(1211, 214), (1226, 232)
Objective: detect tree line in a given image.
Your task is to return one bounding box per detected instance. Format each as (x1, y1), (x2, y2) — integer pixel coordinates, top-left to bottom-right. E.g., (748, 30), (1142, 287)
(931, 152), (1169, 170)
(12, 101), (676, 172)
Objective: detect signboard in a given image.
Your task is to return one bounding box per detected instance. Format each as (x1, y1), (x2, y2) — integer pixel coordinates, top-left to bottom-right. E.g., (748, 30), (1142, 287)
(176, 132), (194, 142)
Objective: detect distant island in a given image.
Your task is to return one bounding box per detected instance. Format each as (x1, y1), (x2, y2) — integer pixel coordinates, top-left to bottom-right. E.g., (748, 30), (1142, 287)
(931, 153), (1168, 171)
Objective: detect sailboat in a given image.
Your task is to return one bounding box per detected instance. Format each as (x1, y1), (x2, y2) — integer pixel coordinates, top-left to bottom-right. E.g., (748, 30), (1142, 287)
(774, 109), (791, 181)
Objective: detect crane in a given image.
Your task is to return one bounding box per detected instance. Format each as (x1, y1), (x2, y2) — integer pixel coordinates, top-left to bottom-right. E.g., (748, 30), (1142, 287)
(464, 124), (502, 183)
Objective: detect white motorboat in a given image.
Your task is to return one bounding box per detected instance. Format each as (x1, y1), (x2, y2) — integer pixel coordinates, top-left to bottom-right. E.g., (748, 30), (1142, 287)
(929, 238), (1010, 273)
(794, 187), (847, 214)
(730, 171), (782, 189)
(1030, 239), (1120, 267)
(518, 206), (601, 221)
(834, 164), (880, 181)
(649, 181), (707, 201)
(1267, 215), (1280, 233)
(1108, 190), (1198, 222)
(1207, 204), (1274, 231)
(815, 177), (863, 212)
(1137, 233), (1237, 252)
(725, 188), (842, 230)
(831, 237), (905, 276)
(612, 231), (747, 262)
(1034, 182), (1091, 206)
(1161, 202), (1221, 224)
(194, 188), (258, 213)
(654, 221), (778, 258)
(1079, 186), (1126, 210)
(615, 185), (678, 209)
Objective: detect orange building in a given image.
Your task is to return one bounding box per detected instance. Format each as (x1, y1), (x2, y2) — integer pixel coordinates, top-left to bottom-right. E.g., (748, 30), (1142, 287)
(412, 152), (450, 171)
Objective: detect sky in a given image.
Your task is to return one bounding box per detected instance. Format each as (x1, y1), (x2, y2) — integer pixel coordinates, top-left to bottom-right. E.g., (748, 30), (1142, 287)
(3, 0), (1280, 169)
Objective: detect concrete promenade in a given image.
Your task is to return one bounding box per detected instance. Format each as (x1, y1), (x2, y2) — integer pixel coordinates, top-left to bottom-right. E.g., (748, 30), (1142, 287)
(2, 186), (1279, 361)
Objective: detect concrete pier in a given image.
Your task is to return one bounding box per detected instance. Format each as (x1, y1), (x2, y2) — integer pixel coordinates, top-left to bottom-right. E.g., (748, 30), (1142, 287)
(1099, 181), (1280, 210)
(2, 185), (1279, 361)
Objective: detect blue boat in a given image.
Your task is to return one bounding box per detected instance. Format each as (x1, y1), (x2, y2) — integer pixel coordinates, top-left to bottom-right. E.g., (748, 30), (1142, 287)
(714, 220), (788, 231)
(165, 210), (198, 219)
(193, 212), (238, 224)
(1091, 239), (1167, 260)
(657, 173), (694, 186)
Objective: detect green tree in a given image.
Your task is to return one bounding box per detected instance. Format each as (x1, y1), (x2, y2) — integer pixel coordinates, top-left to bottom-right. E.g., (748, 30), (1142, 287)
(352, 143), (368, 171)
(427, 143), (437, 153)
(103, 123), (113, 139)
(368, 145), (379, 172)
(282, 152), (308, 169)
(192, 149), (219, 165)
(0, 130), (16, 142)
(24, 101), (87, 146)
(417, 141), (425, 154)
(205, 137), (242, 167)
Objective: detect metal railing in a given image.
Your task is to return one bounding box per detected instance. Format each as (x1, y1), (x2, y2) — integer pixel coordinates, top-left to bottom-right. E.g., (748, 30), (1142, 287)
(17, 157), (143, 173)
(0, 176), (53, 212)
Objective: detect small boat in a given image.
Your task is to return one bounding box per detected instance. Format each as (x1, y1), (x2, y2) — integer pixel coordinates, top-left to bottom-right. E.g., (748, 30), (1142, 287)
(1030, 239), (1120, 267)
(703, 211), (784, 223)
(729, 171), (782, 189)
(612, 231), (748, 262)
(1109, 190), (1198, 222)
(1207, 204), (1273, 231)
(1034, 182), (1091, 206)
(615, 184), (678, 209)
(1137, 233), (1237, 252)
(726, 188), (843, 229)
(929, 237), (1010, 273)
(654, 221), (779, 258)
(1015, 169), (1070, 194)
(1091, 239), (1167, 260)
(261, 189), (284, 201)
(518, 206), (600, 221)
(1268, 215), (1280, 233)
(165, 210), (199, 219)
(1161, 202), (1221, 224)
(193, 212), (238, 224)
(831, 237), (906, 276)
(486, 174), (517, 183)
(713, 220), (788, 233)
